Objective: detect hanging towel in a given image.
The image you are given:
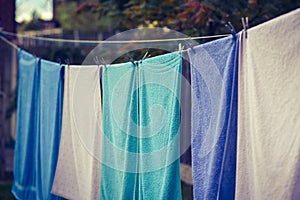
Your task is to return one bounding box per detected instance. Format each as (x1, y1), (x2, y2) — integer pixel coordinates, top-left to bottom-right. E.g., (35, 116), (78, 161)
(138, 52), (182, 199)
(35, 59), (63, 200)
(236, 9), (300, 200)
(51, 66), (102, 200)
(188, 35), (239, 200)
(101, 52), (182, 200)
(12, 50), (39, 200)
(100, 62), (139, 199)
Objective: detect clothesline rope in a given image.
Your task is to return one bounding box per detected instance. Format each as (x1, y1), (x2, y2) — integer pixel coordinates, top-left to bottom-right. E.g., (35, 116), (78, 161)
(0, 36), (19, 50)
(0, 30), (230, 44)
(0, 34), (191, 57)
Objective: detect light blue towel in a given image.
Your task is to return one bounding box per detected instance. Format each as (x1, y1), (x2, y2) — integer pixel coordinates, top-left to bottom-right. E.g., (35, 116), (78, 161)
(36, 59), (62, 200)
(101, 52), (182, 199)
(188, 35), (239, 200)
(12, 50), (40, 200)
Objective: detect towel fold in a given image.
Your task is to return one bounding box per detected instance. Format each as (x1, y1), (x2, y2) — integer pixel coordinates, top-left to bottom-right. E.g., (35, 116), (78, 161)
(51, 66), (102, 200)
(188, 35), (239, 200)
(236, 8), (300, 200)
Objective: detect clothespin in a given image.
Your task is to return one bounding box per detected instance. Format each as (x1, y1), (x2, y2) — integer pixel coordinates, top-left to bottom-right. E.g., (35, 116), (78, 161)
(225, 21), (236, 37)
(65, 58), (70, 68)
(57, 58), (62, 65)
(99, 57), (107, 69)
(100, 57), (106, 65)
(128, 56), (139, 67)
(178, 43), (185, 54)
(96, 56), (104, 81)
(93, 56), (100, 66)
(184, 39), (196, 54)
(128, 57), (136, 66)
(241, 17), (249, 39)
(140, 51), (151, 64)
(37, 57), (41, 66)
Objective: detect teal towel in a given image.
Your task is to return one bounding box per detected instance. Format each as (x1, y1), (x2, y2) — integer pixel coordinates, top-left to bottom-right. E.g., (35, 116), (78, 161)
(12, 50), (39, 200)
(101, 52), (182, 200)
(101, 62), (139, 199)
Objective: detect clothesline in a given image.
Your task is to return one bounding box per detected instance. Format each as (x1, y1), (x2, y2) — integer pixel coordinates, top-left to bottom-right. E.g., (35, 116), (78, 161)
(0, 35), (19, 50)
(0, 35), (190, 57)
(0, 30), (230, 44)
(0, 35), (190, 64)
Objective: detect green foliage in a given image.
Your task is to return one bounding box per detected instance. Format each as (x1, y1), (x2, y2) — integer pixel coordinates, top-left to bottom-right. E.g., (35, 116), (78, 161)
(197, 0), (300, 35)
(55, 0), (300, 36)
(56, 1), (123, 32)
(121, 0), (183, 30)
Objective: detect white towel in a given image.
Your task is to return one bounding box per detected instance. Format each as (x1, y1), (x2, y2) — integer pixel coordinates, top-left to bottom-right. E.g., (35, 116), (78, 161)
(51, 66), (102, 200)
(237, 9), (300, 200)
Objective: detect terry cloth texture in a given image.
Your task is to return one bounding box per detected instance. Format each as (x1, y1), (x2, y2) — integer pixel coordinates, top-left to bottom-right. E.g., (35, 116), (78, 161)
(36, 59), (63, 200)
(12, 50), (40, 200)
(51, 66), (102, 200)
(101, 52), (182, 200)
(188, 35), (239, 200)
(12, 51), (63, 200)
(236, 8), (300, 200)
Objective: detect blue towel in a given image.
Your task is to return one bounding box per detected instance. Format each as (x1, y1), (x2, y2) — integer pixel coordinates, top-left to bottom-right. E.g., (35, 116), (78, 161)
(188, 35), (239, 200)
(101, 52), (182, 199)
(12, 50), (63, 200)
(12, 50), (40, 200)
(36, 59), (62, 200)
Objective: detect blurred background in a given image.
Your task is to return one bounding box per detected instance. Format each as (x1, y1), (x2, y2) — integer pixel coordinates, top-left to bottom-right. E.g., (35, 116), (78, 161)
(0, 0), (299, 199)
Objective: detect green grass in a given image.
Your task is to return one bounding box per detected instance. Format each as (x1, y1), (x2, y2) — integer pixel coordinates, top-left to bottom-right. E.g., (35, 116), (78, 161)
(0, 182), (15, 200)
